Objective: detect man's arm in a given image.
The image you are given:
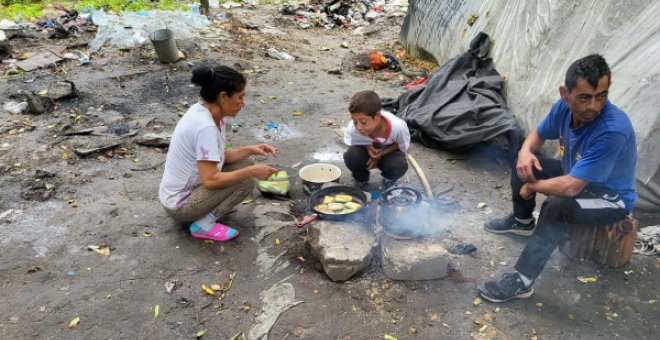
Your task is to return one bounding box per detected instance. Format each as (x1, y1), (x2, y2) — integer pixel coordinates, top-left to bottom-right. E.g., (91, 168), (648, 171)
(516, 129), (545, 182)
(521, 175), (588, 199)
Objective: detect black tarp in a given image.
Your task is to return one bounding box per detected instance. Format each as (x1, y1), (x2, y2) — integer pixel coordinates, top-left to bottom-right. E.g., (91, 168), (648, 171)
(385, 32), (518, 151)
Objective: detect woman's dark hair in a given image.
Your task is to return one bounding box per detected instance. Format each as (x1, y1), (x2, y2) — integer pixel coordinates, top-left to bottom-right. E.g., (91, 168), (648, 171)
(565, 54), (611, 91)
(191, 65), (246, 103)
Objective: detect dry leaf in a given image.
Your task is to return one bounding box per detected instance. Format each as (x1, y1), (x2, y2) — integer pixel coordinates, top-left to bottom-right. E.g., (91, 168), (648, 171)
(577, 276), (597, 283)
(196, 330), (206, 338)
(536, 302), (543, 308)
(293, 111), (304, 116)
(201, 284), (216, 296)
(211, 284), (222, 291)
(143, 232), (153, 237)
(275, 238), (280, 245)
(154, 305), (160, 320)
(473, 297), (482, 306)
(69, 317), (80, 328)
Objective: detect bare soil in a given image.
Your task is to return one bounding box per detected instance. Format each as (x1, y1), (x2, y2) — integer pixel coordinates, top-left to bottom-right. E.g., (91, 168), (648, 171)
(0, 4), (657, 340)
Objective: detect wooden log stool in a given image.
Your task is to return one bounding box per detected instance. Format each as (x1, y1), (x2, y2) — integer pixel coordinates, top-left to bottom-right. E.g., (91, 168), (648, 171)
(560, 217), (638, 268)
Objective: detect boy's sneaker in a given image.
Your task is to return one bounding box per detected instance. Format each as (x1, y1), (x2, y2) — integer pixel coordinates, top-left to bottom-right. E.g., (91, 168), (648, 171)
(352, 179), (368, 190)
(484, 214), (535, 236)
(381, 178), (398, 190)
(478, 272), (534, 303)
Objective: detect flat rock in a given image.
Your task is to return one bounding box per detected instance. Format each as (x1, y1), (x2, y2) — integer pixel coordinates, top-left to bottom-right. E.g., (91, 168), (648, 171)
(307, 221), (376, 281)
(135, 132), (172, 147)
(381, 235), (450, 280)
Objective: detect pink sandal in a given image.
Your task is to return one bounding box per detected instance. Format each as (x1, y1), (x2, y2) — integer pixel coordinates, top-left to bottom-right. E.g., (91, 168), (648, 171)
(191, 223), (239, 241)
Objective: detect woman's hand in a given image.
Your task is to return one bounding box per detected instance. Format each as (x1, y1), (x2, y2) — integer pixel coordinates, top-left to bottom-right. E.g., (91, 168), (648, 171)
(251, 164), (278, 180)
(251, 144), (278, 157)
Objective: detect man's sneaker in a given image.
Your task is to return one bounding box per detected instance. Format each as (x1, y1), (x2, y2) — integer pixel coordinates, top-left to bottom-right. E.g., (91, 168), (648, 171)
(484, 214), (535, 236)
(478, 272), (534, 303)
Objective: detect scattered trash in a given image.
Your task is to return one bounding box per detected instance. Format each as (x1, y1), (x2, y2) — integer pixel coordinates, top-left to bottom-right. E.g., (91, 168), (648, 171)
(266, 47), (295, 61)
(477, 202), (487, 209)
(87, 244), (110, 256)
(448, 244), (477, 255)
(0, 30), (5, 42)
(195, 330), (206, 338)
(3, 101), (28, 115)
(536, 302), (543, 308)
(69, 317), (80, 328)
(10, 91), (54, 115)
(384, 335), (397, 340)
(27, 266), (42, 273)
(327, 68), (342, 75)
(67, 270), (75, 276)
(293, 111), (304, 116)
(473, 297), (482, 306)
(634, 225), (660, 255)
(577, 276), (597, 283)
(143, 232), (153, 237)
(47, 80), (77, 100)
(164, 281), (176, 294)
(89, 10), (211, 52)
(403, 77), (428, 90)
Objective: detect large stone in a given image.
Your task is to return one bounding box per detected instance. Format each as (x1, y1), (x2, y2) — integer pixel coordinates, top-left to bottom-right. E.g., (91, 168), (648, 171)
(380, 235), (450, 281)
(307, 221), (376, 281)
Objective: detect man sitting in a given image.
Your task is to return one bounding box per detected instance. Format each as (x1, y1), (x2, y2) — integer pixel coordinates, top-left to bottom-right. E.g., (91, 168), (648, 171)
(479, 54), (637, 302)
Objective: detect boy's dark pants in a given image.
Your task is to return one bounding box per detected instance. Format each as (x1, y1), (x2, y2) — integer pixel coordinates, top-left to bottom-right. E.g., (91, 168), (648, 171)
(343, 145), (408, 182)
(510, 156), (628, 280)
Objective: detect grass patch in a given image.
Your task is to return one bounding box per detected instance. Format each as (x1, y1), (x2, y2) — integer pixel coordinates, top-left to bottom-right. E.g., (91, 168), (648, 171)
(0, 0), (189, 21)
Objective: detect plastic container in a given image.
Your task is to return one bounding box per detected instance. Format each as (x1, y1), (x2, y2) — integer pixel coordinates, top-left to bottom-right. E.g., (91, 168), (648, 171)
(150, 28), (179, 63)
(256, 165), (297, 196)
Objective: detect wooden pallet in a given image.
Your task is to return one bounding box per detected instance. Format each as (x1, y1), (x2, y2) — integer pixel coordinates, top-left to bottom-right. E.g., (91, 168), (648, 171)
(559, 218), (638, 268)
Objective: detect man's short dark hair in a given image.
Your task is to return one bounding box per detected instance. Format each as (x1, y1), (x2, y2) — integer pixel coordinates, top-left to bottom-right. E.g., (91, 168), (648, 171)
(349, 90), (381, 117)
(565, 54), (611, 91)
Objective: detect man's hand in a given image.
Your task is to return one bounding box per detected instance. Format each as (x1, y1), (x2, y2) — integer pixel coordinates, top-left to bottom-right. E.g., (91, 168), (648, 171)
(519, 182), (535, 200)
(516, 150), (543, 182)
(251, 164), (278, 180)
(251, 144), (278, 157)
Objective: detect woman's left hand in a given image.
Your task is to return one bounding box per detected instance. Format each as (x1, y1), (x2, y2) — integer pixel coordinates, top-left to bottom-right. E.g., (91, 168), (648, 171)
(252, 143), (278, 157)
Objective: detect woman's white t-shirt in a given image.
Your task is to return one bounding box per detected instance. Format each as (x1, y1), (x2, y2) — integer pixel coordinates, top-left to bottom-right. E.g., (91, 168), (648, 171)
(159, 103), (226, 209)
(343, 110), (410, 152)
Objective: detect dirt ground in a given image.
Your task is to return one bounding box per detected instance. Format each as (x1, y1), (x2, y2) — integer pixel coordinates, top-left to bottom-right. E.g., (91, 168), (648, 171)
(1, 4), (658, 340)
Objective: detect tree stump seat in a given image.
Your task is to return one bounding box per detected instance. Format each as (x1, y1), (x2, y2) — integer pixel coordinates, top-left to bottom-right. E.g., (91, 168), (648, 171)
(559, 218), (638, 268)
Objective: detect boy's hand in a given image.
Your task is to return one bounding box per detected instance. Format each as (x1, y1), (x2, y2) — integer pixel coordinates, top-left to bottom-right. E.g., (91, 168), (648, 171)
(367, 157), (379, 170)
(367, 145), (380, 159)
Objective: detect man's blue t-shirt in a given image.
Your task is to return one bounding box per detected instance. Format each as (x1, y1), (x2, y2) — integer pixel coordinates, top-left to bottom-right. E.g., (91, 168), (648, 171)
(537, 99), (637, 211)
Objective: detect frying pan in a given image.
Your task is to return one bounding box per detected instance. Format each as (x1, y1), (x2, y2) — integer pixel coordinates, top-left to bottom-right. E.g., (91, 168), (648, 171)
(296, 185), (368, 228)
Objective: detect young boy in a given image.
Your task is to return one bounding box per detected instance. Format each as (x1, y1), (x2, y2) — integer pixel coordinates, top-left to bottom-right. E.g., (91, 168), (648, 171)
(343, 90), (410, 189)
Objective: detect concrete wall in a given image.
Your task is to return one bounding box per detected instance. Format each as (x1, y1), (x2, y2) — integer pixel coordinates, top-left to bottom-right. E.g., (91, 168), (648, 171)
(401, 0), (660, 212)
